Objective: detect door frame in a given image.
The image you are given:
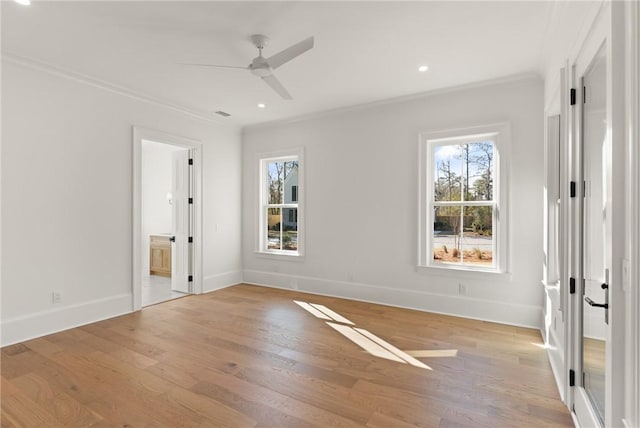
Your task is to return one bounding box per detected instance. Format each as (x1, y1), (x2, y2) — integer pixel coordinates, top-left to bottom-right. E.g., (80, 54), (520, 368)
(626, 3), (640, 426)
(132, 126), (203, 310)
(572, 39), (608, 427)
(566, 2), (626, 426)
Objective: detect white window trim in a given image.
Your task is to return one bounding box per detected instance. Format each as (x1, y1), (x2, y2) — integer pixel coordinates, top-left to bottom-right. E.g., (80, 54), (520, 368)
(418, 123), (510, 274)
(255, 147), (305, 259)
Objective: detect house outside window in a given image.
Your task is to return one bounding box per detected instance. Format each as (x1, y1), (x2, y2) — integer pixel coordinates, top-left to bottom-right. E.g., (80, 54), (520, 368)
(258, 148), (303, 257)
(419, 123), (509, 273)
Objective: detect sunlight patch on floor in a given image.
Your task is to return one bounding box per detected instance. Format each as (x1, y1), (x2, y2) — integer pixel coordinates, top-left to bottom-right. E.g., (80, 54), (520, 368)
(355, 328), (432, 370)
(532, 342), (555, 350)
(326, 322), (407, 364)
(293, 300), (455, 370)
(294, 300), (333, 320)
(310, 303), (354, 325)
(406, 349), (458, 358)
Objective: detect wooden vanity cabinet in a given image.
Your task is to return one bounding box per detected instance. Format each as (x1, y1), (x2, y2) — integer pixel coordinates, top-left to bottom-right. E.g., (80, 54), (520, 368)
(150, 235), (171, 277)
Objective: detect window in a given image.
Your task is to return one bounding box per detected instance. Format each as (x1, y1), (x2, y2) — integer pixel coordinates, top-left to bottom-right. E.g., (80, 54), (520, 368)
(258, 149), (303, 256)
(419, 124), (509, 272)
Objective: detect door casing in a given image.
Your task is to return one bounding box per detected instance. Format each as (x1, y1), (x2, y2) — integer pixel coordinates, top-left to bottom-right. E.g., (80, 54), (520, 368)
(132, 126), (203, 310)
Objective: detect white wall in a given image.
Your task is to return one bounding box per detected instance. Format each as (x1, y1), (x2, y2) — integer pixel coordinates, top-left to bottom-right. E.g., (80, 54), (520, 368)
(141, 141), (182, 272)
(0, 59), (243, 345)
(243, 76), (544, 328)
(541, 1), (604, 105)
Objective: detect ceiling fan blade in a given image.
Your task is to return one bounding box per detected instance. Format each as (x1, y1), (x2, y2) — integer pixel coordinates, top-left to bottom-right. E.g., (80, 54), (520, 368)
(266, 36), (314, 69)
(179, 63), (248, 70)
(262, 74), (292, 100)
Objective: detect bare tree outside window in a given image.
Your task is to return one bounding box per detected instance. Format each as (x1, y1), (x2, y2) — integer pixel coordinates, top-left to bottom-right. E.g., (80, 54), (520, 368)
(265, 159), (299, 252)
(432, 141), (495, 266)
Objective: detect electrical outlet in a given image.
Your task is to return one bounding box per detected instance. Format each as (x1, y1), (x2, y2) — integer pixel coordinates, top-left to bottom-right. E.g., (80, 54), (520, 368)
(458, 283), (467, 295)
(290, 278), (298, 290)
(52, 291), (63, 304)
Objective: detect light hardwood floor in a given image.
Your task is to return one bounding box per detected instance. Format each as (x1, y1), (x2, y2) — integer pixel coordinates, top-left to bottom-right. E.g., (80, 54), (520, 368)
(1, 284), (573, 427)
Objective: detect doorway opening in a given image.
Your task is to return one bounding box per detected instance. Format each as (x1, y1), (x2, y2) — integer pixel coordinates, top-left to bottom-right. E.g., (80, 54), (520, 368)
(133, 127), (203, 310)
(141, 140), (190, 306)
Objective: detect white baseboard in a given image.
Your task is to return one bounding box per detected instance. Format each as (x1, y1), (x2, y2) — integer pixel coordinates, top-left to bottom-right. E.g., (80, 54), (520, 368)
(243, 269), (542, 329)
(203, 270), (242, 293)
(546, 327), (567, 403)
(0, 270), (541, 346)
(0, 293), (132, 347)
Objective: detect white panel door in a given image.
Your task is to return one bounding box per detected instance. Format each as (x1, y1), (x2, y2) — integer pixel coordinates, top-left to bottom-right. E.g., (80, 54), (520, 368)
(574, 40), (610, 428)
(171, 149), (190, 293)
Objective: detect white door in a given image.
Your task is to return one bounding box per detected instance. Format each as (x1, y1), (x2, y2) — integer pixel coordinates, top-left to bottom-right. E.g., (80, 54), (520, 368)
(573, 42), (610, 427)
(171, 149), (191, 293)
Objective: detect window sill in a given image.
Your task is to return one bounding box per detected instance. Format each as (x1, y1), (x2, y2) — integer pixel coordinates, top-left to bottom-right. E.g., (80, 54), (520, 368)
(417, 264), (510, 279)
(254, 251), (305, 262)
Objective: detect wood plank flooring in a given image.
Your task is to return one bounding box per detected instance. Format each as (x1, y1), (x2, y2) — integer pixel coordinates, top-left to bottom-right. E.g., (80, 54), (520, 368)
(1, 284), (573, 427)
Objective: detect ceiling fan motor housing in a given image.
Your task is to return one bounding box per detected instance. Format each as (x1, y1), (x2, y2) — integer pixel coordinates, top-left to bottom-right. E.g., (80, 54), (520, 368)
(249, 58), (272, 77)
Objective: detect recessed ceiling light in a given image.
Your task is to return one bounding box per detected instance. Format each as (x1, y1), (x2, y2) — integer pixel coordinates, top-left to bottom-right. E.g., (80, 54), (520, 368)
(14, 0), (31, 5)
(257, 103), (266, 109)
(418, 65), (429, 72)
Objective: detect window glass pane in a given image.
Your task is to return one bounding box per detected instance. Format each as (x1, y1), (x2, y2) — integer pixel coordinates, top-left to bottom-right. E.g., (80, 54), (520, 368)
(461, 206), (494, 266)
(464, 141), (494, 201)
(267, 207), (282, 250)
(268, 161), (284, 204)
(283, 161), (298, 203)
(434, 144), (462, 201)
(262, 155), (300, 254)
(424, 131), (501, 271)
(282, 208), (298, 251)
(432, 206), (462, 263)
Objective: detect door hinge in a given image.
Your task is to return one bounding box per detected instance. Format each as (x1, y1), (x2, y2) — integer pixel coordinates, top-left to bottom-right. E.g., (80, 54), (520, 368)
(583, 86), (586, 104)
(170, 236), (176, 243)
(188, 158), (193, 166)
(188, 197), (193, 204)
(570, 88), (576, 106)
(188, 236), (193, 243)
(570, 181), (576, 198)
(569, 277), (576, 294)
(188, 275), (193, 282)
(569, 369), (575, 386)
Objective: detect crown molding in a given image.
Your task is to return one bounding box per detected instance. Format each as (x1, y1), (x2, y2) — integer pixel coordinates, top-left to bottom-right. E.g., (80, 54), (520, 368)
(1, 51), (228, 126)
(243, 71), (542, 132)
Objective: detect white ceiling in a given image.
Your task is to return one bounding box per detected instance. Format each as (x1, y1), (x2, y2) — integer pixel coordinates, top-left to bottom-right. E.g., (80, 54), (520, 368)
(2, 1), (556, 126)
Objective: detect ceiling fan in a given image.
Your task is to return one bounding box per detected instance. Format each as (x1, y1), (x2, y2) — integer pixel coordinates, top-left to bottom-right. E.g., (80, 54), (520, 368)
(183, 34), (314, 100)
